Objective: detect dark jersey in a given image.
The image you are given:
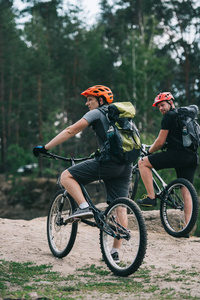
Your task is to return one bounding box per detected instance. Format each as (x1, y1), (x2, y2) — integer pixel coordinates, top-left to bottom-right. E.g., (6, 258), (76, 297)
(161, 109), (185, 151)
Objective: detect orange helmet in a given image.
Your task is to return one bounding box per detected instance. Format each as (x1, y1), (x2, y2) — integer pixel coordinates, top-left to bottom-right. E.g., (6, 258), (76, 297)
(153, 92), (174, 107)
(81, 85), (113, 103)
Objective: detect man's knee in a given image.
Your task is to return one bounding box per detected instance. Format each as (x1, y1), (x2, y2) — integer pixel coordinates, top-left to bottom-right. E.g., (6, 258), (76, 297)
(60, 170), (72, 186)
(138, 158), (146, 169)
(138, 157), (153, 169)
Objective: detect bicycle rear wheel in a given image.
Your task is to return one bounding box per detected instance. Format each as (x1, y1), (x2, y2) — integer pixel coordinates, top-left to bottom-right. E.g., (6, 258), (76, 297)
(47, 189), (78, 258)
(100, 198), (147, 277)
(160, 178), (199, 238)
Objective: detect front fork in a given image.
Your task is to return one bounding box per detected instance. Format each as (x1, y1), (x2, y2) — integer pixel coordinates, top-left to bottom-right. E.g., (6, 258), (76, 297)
(55, 191), (67, 226)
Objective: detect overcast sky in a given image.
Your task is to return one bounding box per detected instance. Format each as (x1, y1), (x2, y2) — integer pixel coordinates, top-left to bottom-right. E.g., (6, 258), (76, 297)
(13, 0), (102, 26)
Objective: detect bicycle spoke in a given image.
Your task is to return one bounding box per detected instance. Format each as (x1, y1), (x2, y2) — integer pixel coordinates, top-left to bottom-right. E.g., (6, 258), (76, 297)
(160, 179), (199, 237)
(100, 198), (147, 277)
(47, 190), (78, 258)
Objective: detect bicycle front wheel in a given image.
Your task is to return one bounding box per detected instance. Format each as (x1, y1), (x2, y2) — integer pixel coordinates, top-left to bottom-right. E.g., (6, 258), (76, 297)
(47, 189), (78, 258)
(100, 198), (147, 277)
(160, 178), (199, 238)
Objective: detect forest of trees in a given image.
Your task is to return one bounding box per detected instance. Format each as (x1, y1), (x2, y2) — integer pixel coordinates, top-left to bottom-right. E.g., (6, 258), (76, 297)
(0, 0), (199, 177)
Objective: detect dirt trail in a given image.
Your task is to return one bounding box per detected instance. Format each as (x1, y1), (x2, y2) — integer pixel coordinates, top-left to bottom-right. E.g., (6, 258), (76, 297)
(0, 211), (200, 298)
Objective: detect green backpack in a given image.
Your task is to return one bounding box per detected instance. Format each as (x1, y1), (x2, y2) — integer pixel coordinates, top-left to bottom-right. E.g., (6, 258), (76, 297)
(98, 102), (141, 164)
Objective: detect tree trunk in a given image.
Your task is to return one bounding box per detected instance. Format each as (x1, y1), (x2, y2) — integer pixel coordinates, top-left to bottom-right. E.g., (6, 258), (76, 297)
(0, 22), (6, 172)
(37, 74), (44, 176)
(37, 74), (43, 142)
(16, 76), (22, 145)
(8, 71), (13, 139)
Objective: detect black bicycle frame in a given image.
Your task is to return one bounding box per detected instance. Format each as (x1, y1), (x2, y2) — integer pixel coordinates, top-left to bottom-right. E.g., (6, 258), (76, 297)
(44, 152), (130, 240)
(133, 159), (183, 209)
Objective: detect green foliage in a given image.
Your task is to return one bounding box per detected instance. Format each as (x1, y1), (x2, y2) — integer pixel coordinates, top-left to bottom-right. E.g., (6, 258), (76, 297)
(0, 0), (199, 176)
(6, 144), (34, 175)
(1, 260), (199, 299)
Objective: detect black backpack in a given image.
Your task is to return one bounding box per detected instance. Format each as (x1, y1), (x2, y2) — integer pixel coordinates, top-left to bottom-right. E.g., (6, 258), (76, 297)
(97, 102), (141, 164)
(174, 105), (200, 152)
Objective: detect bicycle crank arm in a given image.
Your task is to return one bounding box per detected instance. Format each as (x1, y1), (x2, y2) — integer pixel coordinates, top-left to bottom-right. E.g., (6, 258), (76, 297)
(99, 220), (131, 240)
(100, 223), (121, 239)
(109, 216), (131, 239)
(108, 223), (131, 240)
(104, 227), (131, 240)
(81, 219), (97, 227)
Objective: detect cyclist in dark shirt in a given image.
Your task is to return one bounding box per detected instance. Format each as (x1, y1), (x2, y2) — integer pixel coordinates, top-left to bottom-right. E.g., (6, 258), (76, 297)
(137, 92), (198, 208)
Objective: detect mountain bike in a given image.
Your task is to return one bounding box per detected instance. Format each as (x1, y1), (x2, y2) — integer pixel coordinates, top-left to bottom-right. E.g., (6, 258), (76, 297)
(40, 152), (147, 277)
(129, 144), (199, 238)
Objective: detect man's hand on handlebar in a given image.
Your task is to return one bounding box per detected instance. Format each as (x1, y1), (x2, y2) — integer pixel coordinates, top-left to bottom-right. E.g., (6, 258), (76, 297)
(145, 149), (151, 156)
(33, 145), (48, 157)
(141, 144), (152, 156)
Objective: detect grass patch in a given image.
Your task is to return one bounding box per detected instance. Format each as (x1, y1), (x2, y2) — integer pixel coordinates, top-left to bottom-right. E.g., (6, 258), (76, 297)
(77, 264), (111, 276)
(0, 260), (200, 299)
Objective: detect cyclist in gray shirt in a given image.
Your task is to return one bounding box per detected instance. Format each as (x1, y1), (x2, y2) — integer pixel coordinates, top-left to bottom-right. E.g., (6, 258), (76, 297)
(33, 85), (132, 262)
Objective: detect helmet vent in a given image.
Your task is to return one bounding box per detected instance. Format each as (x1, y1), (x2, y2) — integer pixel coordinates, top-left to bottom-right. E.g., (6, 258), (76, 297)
(152, 92), (174, 107)
(81, 85), (113, 103)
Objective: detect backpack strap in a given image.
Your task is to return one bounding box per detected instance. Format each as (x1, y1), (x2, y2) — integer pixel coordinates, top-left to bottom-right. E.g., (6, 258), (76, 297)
(98, 106), (112, 125)
(131, 127), (142, 149)
(99, 105), (142, 156)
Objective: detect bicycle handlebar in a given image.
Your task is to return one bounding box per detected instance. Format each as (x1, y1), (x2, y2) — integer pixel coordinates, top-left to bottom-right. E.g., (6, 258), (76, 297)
(39, 143), (151, 163)
(42, 152), (94, 163)
(140, 144), (152, 155)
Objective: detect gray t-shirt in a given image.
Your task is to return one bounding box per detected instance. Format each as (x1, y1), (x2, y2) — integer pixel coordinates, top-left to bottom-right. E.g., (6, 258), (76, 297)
(68, 105), (132, 202)
(83, 106), (109, 148)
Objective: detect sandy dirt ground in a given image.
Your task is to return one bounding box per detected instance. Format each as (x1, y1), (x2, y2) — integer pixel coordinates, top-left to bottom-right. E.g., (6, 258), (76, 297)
(0, 210), (200, 299)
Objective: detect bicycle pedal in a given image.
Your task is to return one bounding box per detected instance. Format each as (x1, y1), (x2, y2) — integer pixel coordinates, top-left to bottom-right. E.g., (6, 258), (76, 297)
(72, 217), (81, 223)
(155, 193), (161, 198)
(64, 217), (80, 224)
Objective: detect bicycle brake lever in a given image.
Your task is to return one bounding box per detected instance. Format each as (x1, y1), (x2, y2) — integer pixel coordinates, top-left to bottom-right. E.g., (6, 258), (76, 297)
(42, 153), (57, 159)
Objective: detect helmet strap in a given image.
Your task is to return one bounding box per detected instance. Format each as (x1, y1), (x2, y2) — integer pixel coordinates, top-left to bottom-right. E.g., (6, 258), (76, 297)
(98, 96), (107, 107)
(167, 100), (174, 110)
(97, 97), (101, 106)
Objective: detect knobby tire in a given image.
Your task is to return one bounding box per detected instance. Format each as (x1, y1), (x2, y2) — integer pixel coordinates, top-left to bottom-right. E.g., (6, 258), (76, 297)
(160, 178), (199, 237)
(100, 197), (147, 277)
(47, 189), (78, 258)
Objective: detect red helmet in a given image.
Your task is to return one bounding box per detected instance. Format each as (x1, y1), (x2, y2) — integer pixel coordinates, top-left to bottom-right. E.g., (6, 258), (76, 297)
(152, 92), (174, 107)
(81, 85), (113, 104)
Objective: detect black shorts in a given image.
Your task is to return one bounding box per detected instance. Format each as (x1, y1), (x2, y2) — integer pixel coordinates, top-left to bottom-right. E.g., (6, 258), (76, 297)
(67, 158), (132, 204)
(148, 149), (198, 184)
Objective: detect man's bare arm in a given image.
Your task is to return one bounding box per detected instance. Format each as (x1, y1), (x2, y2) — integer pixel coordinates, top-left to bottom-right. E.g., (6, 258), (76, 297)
(45, 118), (89, 150)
